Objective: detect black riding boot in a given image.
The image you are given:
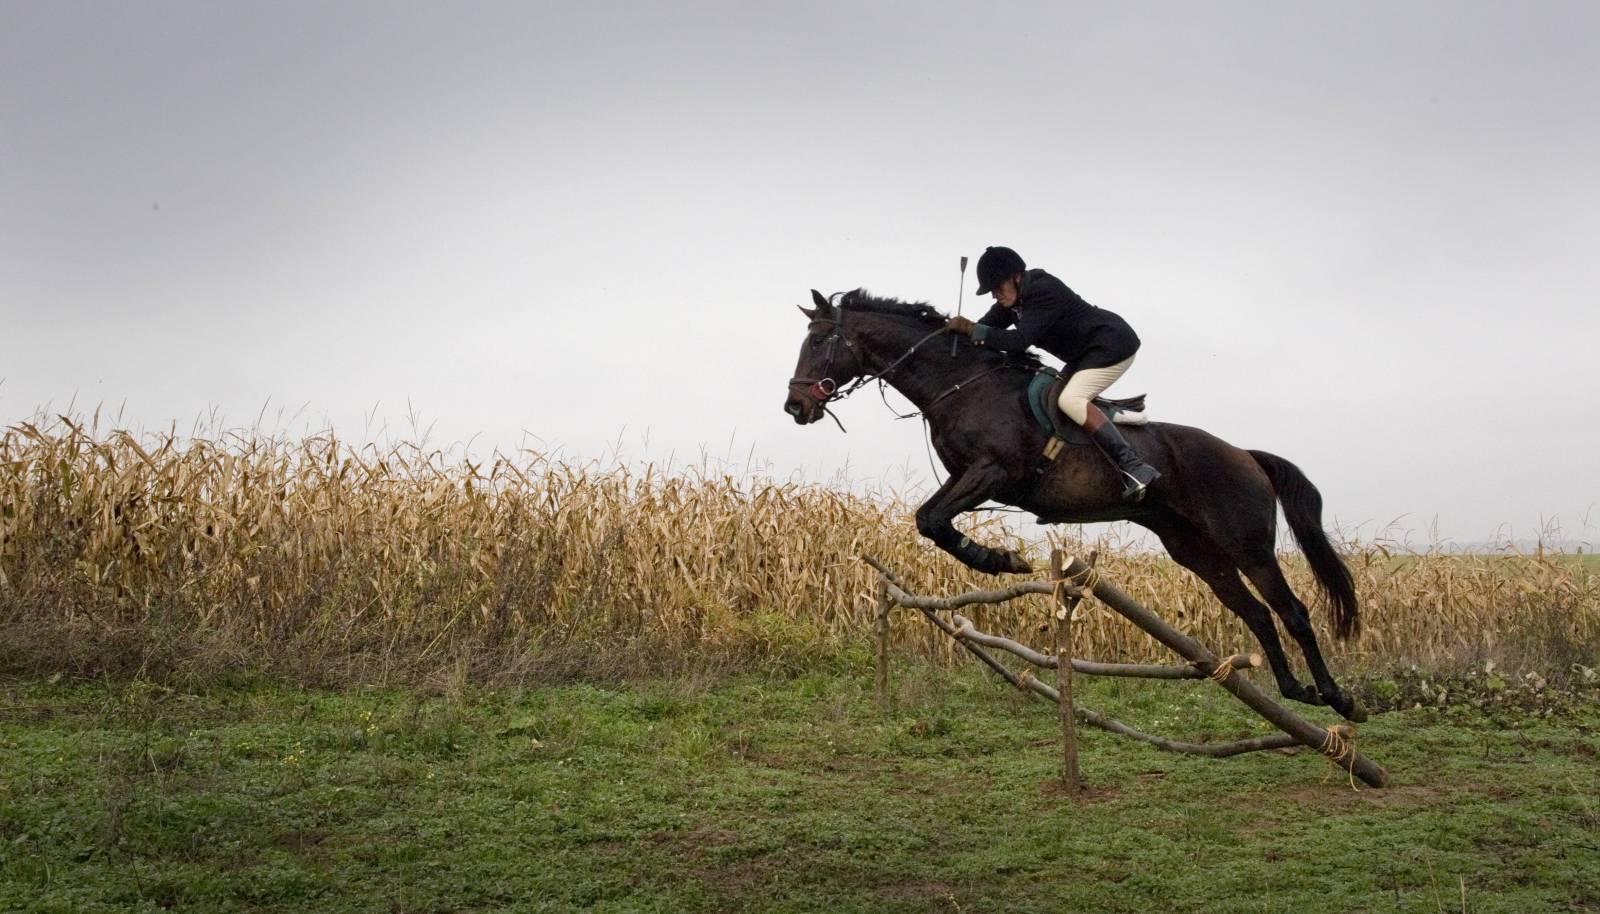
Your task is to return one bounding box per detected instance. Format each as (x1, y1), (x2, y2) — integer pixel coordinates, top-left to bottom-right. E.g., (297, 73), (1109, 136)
(1084, 406), (1162, 502)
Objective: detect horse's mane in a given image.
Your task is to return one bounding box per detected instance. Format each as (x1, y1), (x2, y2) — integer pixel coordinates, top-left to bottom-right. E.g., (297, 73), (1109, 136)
(835, 288), (1043, 370)
(835, 288), (945, 323)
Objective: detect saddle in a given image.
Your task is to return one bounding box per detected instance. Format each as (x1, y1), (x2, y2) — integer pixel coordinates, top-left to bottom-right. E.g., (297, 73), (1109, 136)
(1025, 368), (1148, 470)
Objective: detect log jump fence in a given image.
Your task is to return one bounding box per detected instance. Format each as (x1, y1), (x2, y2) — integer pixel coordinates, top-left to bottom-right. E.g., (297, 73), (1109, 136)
(863, 551), (1389, 790)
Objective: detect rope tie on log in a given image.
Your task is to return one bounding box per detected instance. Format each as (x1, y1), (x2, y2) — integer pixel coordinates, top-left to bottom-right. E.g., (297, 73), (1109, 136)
(1069, 563), (1102, 593)
(1208, 655), (1237, 683)
(1319, 725), (1361, 791)
(1051, 579), (1088, 621)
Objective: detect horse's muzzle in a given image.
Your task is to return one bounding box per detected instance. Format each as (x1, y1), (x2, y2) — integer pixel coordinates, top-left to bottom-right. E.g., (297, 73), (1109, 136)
(783, 392), (819, 425)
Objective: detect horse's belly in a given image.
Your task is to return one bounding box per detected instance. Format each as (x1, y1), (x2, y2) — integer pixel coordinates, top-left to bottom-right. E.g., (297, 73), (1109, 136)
(1013, 450), (1137, 523)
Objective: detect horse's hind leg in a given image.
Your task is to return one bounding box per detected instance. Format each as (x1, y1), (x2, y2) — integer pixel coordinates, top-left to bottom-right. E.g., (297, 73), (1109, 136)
(1238, 558), (1366, 723)
(1152, 522), (1318, 705)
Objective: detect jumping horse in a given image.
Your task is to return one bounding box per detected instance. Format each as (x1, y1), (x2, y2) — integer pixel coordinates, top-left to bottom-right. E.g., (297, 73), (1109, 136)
(782, 289), (1367, 722)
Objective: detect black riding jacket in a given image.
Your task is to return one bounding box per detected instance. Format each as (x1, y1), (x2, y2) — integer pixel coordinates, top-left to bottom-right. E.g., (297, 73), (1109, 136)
(972, 269), (1140, 371)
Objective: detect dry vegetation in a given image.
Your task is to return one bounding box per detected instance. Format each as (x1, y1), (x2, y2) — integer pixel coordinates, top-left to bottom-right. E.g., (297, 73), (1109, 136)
(2, 418), (1596, 688)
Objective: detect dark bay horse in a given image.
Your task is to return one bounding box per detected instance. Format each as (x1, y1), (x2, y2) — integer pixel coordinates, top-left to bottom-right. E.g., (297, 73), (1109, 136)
(783, 289), (1367, 722)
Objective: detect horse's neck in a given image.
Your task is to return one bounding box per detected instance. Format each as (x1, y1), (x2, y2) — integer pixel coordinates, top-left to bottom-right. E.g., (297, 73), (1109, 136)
(857, 317), (977, 411)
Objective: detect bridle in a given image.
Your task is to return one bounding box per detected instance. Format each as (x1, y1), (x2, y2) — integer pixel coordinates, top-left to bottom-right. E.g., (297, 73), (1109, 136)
(787, 316), (856, 406)
(786, 302), (1035, 494)
(788, 309), (952, 428)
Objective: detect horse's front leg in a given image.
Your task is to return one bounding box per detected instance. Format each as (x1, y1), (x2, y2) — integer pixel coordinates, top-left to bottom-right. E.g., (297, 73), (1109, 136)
(914, 459), (1033, 575)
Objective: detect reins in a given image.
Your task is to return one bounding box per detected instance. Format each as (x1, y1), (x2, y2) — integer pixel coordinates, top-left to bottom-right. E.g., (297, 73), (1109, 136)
(788, 313), (950, 431)
(791, 313), (1025, 427)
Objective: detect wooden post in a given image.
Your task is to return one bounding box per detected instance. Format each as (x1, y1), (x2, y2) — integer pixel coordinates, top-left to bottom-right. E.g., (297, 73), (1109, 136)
(1052, 549), (1093, 792)
(874, 578), (891, 713)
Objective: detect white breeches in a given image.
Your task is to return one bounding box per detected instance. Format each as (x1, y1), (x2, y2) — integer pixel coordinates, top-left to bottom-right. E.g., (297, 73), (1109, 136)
(1056, 354), (1136, 426)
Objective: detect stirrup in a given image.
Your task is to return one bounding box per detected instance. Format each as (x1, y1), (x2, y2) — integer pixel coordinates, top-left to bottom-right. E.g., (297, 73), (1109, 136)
(1120, 466), (1161, 503)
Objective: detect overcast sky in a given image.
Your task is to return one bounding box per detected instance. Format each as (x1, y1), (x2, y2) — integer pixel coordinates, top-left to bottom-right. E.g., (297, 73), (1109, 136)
(3, 1), (1597, 547)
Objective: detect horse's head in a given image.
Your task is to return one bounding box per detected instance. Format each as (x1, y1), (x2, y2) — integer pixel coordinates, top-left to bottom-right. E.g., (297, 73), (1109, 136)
(783, 289), (871, 425)
(783, 288), (966, 425)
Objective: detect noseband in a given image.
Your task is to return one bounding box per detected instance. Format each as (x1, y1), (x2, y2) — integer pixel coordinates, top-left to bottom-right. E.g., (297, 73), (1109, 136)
(787, 317), (856, 405)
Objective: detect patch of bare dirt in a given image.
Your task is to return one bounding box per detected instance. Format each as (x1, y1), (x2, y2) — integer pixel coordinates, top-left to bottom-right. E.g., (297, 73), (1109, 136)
(689, 853), (783, 895)
(1532, 737), (1598, 759)
(873, 879), (961, 904)
(272, 827), (331, 860)
(648, 823), (739, 854)
(1037, 778), (1122, 803)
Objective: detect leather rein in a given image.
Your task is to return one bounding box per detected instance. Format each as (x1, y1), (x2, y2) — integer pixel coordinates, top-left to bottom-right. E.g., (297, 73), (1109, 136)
(787, 311), (1016, 431)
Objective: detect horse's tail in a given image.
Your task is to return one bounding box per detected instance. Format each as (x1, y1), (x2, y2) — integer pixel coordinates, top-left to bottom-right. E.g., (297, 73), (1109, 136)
(1248, 449), (1360, 639)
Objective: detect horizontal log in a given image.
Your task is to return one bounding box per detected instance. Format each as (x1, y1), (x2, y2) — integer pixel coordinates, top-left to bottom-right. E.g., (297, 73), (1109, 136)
(908, 603), (1029, 692)
(881, 577), (1057, 612)
(1013, 671), (1306, 758)
(903, 599), (1302, 761)
(950, 614), (1260, 680)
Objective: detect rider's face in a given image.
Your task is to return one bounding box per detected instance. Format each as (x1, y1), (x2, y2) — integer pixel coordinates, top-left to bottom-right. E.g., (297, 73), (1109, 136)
(992, 274), (1020, 308)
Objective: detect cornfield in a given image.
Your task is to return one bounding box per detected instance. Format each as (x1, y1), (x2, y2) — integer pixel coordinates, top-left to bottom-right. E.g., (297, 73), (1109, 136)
(2, 418), (1596, 687)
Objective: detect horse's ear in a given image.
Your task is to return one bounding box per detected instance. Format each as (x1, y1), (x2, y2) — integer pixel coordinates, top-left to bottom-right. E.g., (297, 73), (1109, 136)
(797, 303), (816, 320)
(810, 289), (832, 314)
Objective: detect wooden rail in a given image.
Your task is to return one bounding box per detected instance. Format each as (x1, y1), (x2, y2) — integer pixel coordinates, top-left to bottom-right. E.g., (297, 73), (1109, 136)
(864, 552), (1390, 790)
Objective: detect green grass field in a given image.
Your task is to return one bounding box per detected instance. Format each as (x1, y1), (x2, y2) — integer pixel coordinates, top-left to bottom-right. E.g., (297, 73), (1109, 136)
(2, 666), (1597, 914)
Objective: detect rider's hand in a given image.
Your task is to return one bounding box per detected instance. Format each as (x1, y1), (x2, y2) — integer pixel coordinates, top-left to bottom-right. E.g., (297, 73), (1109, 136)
(946, 316), (975, 336)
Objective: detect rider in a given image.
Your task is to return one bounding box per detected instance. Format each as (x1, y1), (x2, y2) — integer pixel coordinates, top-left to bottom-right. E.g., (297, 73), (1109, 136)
(945, 245), (1162, 502)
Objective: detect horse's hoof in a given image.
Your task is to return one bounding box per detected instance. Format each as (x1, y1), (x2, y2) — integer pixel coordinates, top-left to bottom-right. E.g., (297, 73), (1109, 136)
(1331, 695), (1369, 723)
